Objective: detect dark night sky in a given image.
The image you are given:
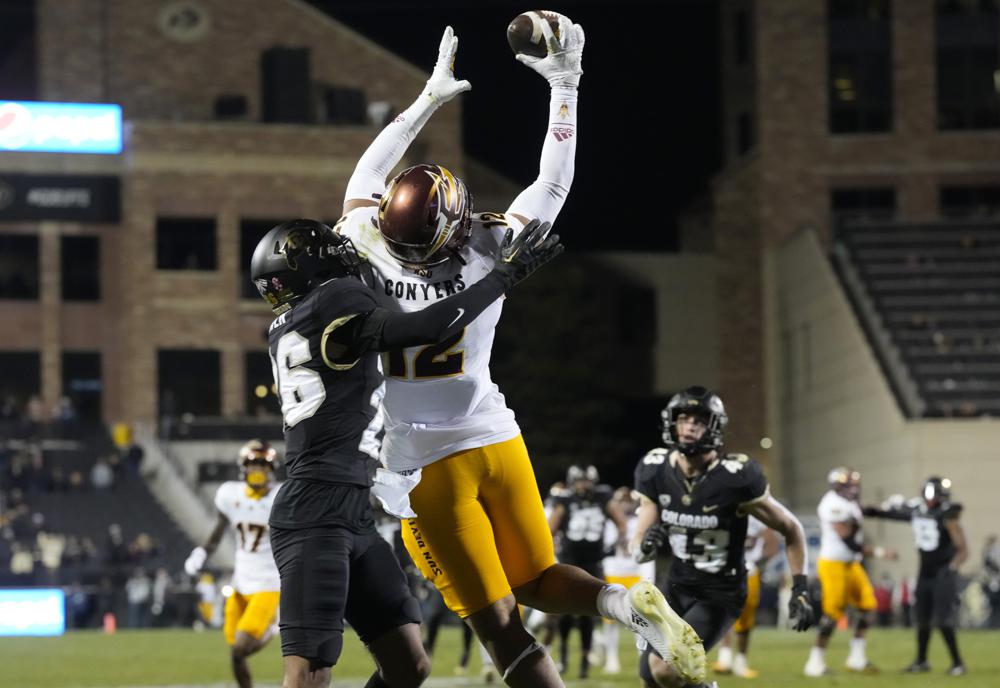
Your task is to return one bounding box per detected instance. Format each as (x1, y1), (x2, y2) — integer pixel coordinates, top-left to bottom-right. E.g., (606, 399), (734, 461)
(308, 0), (721, 251)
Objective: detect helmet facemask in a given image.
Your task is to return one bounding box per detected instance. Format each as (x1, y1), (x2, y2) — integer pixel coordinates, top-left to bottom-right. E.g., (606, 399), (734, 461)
(661, 387), (728, 457)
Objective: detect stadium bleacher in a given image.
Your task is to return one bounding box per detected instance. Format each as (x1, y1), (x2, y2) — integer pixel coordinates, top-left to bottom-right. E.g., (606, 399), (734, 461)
(836, 220), (1000, 417)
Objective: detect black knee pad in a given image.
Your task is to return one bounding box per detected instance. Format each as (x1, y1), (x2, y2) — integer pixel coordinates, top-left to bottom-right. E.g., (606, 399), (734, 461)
(817, 615), (836, 637)
(856, 612), (872, 631)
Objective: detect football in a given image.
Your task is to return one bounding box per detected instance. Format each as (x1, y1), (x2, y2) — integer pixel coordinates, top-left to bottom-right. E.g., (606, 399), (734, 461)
(506, 10), (567, 58)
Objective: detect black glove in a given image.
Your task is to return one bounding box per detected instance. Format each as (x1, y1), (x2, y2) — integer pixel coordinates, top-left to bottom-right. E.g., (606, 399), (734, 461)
(640, 523), (668, 558)
(788, 573), (815, 632)
(491, 219), (564, 291)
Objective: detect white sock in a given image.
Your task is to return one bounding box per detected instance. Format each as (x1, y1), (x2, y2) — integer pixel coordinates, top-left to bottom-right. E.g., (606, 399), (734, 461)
(716, 646), (733, 669)
(604, 623), (620, 665)
(734, 652), (749, 674)
(596, 583), (628, 624)
(848, 637), (866, 665)
(808, 646), (825, 665)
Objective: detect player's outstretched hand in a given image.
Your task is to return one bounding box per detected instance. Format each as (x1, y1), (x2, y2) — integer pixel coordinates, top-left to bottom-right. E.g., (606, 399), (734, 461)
(423, 26), (472, 105)
(493, 219), (563, 291)
(516, 15), (585, 88)
(184, 546), (207, 577)
(788, 574), (816, 632)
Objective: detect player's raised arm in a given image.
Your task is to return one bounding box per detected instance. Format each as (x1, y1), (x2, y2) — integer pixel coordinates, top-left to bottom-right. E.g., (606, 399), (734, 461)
(506, 13), (584, 228)
(184, 510), (228, 576)
(342, 26), (471, 214)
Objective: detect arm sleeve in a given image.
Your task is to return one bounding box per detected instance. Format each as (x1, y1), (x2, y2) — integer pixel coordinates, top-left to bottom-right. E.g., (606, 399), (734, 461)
(862, 505), (913, 521)
(326, 272), (508, 362)
(506, 86), (578, 225)
(344, 93), (442, 204)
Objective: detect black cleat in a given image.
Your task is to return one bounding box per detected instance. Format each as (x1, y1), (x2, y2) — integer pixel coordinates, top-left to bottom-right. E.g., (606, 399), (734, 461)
(904, 661), (931, 673)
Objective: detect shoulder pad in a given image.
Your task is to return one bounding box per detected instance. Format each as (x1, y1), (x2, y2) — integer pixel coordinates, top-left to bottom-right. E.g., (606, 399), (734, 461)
(642, 447), (669, 465)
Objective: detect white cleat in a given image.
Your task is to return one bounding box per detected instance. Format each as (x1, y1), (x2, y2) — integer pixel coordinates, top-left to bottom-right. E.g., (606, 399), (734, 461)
(803, 659), (830, 677)
(626, 581), (706, 684)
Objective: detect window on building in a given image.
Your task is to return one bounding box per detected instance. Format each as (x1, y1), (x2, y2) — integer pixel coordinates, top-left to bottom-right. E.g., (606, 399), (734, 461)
(827, 0), (893, 134)
(0, 1), (37, 100)
(239, 219), (284, 299)
(156, 217), (217, 270)
(0, 234), (39, 299)
(61, 235), (100, 301)
(0, 351), (40, 418)
(935, 0), (1000, 130)
(737, 111), (755, 154)
(734, 9), (751, 65)
(62, 351), (102, 422)
(831, 187), (897, 224)
(244, 351), (280, 417)
(940, 185), (1000, 217)
(157, 349), (221, 417)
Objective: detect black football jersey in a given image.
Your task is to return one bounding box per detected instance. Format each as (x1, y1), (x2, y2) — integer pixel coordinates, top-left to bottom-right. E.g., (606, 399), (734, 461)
(266, 277), (381, 489)
(634, 448), (769, 588)
(555, 484), (613, 563)
(910, 501), (963, 576)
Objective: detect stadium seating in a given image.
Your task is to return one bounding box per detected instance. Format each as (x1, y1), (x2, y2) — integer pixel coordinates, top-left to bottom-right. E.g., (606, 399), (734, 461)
(834, 220), (1000, 417)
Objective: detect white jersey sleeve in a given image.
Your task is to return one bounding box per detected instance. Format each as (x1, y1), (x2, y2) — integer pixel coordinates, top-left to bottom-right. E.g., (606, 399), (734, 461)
(214, 481), (280, 594)
(817, 490), (863, 562)
(745, 515), (768, 571)
(338, 209), (521, 471)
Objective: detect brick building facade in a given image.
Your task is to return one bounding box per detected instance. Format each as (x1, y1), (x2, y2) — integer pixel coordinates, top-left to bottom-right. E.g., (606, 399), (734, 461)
(0, 0), (463, 425)
(712, 0), (1000, 456)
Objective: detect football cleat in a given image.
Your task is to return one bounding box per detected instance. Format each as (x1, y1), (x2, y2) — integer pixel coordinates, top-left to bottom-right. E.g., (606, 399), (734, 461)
(846, 661), (880, 675)
(904, 661), (931, 673)
(626, 581), (706, 684)
(947, 664), (967, 676)
(803, 659), (831, 677)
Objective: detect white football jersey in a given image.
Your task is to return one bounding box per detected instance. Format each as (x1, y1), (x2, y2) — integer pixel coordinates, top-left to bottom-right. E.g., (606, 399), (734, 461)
(817, 489), (864, 562)
(214, 481), (280, 594)
(338, 207), (522, 471)
(745, 515), (767, 572)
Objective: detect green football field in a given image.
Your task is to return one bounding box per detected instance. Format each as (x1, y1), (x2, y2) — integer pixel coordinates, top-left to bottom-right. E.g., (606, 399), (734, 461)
(2, 626), (998, 688)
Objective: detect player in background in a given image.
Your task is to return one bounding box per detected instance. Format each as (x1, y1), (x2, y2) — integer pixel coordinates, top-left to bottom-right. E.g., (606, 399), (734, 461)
(184, 440), (281, 688)
(336, 21), (705, 688)
(804, 467), (897, 677)
(548, 465), (627, 678)
(864, 476), (968, 676)
(712, 515), (780, 679)
(633, 387), (815, 688)
(596, 487), (655, 675)
(251, 216), (562, 688)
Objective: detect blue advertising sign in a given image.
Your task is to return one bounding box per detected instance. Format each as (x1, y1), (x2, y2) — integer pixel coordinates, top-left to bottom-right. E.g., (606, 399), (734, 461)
(0, 588), (66, 636)
(0, 101), (122, 154)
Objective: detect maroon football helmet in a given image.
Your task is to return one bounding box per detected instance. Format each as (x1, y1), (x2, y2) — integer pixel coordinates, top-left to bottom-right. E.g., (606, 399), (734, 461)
(375, 164), (473, 269)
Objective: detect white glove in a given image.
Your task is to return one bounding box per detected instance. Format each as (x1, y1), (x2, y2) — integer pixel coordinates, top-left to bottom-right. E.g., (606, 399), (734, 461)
(423, 26), (472, 105)
(184, 546), (207, 576)
(516, 15), (585, 89)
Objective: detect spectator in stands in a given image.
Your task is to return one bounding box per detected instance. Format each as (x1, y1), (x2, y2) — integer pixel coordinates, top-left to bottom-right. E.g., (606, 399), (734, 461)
(0, 395), (17, 420)
(90, 457), (114, 491)
(151, 567), (172, 627)
(124, 443), (144, 476)
(104, 523), (129, 569)
(25, 394), (47, 437)
(66, 580), (94, 629)
(874, 573), (894, 627)
(126, 567), (152, 628)
(36, 530), (65, 585)
(53, 396), (76, 424)
(10, 542), (34, 583)
(130, 532), (160, 564)
(68, 470), (84, 491)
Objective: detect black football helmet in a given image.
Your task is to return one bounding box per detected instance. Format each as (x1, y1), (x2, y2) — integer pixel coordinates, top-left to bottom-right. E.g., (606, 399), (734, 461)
(250, 219), (363, 314)
(923, 475), (952, 508)
(238, 439), (277, 489)
(661, 386), (728, 456)
(375, 164), (473, 270)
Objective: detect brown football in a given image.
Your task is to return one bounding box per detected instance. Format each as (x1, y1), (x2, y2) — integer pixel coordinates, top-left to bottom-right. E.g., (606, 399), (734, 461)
(506, 10), (566, 58)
